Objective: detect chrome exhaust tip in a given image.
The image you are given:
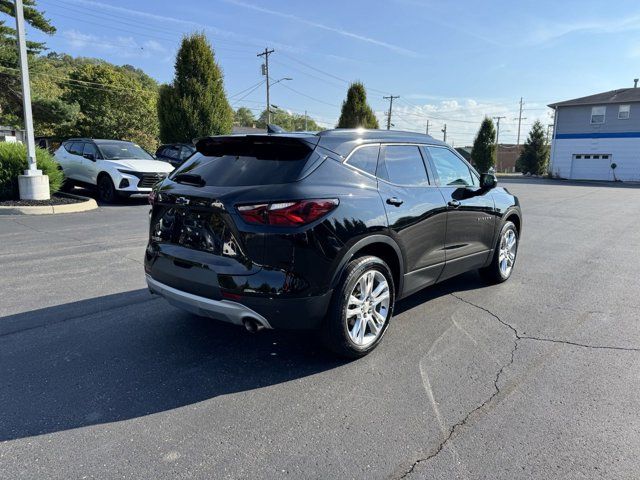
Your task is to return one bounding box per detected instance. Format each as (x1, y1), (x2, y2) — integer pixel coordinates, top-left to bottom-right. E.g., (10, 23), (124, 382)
(243, 318), (265, 333)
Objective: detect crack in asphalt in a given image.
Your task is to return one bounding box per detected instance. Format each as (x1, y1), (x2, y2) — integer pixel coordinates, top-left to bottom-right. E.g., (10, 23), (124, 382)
(453, 294), (640, 353)
(395, 293), (640, 479)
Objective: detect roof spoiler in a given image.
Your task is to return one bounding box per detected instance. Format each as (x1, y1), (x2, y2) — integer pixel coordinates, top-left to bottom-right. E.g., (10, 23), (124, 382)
(194, 134), (319, 159)
(267, 124), (286, 134)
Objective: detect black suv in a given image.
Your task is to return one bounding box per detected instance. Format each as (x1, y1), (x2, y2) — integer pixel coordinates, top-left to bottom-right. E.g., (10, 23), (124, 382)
(145, 129), (521, 357)
(155, 143), (196, 167)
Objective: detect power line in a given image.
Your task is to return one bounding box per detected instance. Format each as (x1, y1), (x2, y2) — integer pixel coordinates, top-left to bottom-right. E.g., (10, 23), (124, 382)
(279, 83), (340, 108)
(229, 79), (267, 99)
(0, 65), (158, 95)
(231, 80), (266, 106)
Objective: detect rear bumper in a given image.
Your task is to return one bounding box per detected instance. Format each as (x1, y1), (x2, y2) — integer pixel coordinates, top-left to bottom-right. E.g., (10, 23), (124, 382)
(146, 275), (272, 328)
(146, 274), (333, 330)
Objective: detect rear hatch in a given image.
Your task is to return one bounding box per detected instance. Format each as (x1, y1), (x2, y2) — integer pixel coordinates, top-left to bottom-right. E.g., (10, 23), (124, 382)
(145, 134), (320, 299)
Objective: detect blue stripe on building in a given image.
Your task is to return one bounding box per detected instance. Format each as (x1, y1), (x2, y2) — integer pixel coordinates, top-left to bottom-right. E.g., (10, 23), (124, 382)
(556, 132), (640, 139)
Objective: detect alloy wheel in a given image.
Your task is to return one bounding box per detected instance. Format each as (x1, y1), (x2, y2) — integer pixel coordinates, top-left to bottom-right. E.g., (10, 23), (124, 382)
(499, 229), (517, 277)
(345, 270), (390, 347)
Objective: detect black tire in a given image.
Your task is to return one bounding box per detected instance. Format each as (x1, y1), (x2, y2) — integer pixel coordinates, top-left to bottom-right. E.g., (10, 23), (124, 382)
(97, 174), (117, 203)
(60, 177), (75, 193)
(479, 220), (518, 284)
(322, 255), (395, 358)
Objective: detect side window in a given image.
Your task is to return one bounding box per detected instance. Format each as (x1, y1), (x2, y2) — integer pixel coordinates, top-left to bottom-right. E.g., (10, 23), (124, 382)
(378, 145), (429, 186)
(179, 146), (194, 160)
(618, 105), (630, 120)
(427, 147), (474, 187)
(84, 143), (99, 159)
(69, 142), (84, 156)
(345, 145), (379, 176)
(591, 106), (606, 124)
(165, 147), (180, 160)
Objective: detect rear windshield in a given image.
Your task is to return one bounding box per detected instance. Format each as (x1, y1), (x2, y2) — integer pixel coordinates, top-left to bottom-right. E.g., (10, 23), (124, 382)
(172, 138), (315, 186)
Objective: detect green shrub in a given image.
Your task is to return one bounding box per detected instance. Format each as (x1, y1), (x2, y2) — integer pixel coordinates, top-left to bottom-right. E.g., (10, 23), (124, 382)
(0, 142), (64, 200)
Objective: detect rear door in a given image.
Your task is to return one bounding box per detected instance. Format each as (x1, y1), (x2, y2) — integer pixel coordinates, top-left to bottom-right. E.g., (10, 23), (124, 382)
(425, 146), (496, 280)
(79, 142), (100, 184)
(65, 142), (86, 181)
(375, 144), (447, 295)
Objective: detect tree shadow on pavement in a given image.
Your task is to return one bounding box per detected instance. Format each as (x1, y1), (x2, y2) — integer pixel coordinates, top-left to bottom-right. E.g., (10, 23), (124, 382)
(0, 272), (485, 442)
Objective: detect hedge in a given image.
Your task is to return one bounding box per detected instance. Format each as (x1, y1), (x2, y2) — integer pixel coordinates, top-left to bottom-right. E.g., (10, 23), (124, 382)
(0, 142), (63, 200)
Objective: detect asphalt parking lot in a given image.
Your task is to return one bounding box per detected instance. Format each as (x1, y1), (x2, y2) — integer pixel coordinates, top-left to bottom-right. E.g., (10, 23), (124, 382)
(1, 178), (640, 479)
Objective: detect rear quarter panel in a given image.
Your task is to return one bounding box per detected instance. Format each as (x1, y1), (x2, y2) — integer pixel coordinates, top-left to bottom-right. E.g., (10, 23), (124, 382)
(260, 158), (390, 296)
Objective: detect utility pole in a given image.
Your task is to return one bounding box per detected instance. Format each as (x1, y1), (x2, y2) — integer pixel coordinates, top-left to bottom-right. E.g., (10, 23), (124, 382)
(441, 124), (447, 143)
(14, 0), (49, 200)
(515, 97), (527, 146)
(383, 95), (400, 130)
(426, 120), (430, 135)
(546, 124), (554, 144)
(304, 110), (308, 131)
(493, 116), (506, 172)
(257, 48), (274, 124)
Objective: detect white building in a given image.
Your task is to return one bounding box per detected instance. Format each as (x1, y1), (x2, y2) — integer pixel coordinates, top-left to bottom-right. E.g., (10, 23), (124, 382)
(549, 84), (640, 181)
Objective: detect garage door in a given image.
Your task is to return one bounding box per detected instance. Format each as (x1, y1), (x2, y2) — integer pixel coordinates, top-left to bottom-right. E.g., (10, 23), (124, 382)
(570, 154), (612, 180)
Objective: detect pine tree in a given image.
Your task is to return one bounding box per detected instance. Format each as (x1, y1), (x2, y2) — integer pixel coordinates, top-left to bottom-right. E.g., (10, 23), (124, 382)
(158, 33), (233, 143)
(337, 82), (379, 129)
(471, 117), (496, 173)
(0, 0), (56, 54)
(518, 120), (549, 175)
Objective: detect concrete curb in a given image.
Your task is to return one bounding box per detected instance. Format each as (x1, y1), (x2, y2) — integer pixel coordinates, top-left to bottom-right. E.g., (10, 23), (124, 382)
(0, 192), (98, 215)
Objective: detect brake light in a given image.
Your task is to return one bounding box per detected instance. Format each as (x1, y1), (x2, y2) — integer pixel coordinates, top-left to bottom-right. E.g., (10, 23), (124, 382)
(237, 199), (339, 226)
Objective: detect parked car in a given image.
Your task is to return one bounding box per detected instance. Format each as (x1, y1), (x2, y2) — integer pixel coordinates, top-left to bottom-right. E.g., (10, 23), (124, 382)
(144, 129), (522, 357)
(54, 139), (174, 202)
(155, 143), (196, 168)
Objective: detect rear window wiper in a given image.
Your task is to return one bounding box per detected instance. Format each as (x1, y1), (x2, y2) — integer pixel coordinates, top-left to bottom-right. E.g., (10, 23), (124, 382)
(173, 173), (206, 187)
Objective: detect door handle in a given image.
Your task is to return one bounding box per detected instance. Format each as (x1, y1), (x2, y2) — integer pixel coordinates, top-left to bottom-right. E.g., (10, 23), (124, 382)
(386, 197), (404, 207)
(447, 200), (461, 208)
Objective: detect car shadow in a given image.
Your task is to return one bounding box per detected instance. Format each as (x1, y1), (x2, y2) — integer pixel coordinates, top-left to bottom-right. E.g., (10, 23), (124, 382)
(0, 273), (484, 442)
(70, 186), (150, 207)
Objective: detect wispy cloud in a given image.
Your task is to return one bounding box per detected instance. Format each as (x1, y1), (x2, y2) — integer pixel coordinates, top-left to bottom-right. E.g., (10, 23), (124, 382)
(62, 0), (300, 53)
(62, 30), (168, 59)
(222, 0), (423, 58)
(527, 14), (640, 45)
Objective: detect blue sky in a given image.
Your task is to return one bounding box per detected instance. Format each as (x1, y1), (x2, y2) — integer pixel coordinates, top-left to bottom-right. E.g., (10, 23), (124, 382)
(24, 0), (640, 145)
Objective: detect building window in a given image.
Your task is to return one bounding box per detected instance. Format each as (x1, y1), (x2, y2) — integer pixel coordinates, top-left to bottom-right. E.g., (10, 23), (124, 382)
(573, 154), (611, 160)
(618, 104), (630, 120)
(591, 106), (606, 124)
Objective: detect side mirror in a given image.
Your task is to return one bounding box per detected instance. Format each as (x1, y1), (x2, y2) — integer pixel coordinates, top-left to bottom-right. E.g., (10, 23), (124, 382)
(83, 153), (96, 161)
(480, 172), (497, 189)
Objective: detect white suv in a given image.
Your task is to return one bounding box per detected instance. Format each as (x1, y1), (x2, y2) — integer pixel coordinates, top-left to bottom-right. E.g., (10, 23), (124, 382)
(54, 138), (174, 202)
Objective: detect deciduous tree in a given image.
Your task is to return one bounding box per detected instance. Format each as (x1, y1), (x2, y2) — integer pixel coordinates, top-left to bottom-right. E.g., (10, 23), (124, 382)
(63, 63), (159, 150)
(234, 107), (255, 127)
(256, 107), (321, 131)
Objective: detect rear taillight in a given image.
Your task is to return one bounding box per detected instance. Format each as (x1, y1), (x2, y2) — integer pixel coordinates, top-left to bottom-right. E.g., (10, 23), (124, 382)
(148, 190), (156, 205)
(237, 199), (339, 227)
